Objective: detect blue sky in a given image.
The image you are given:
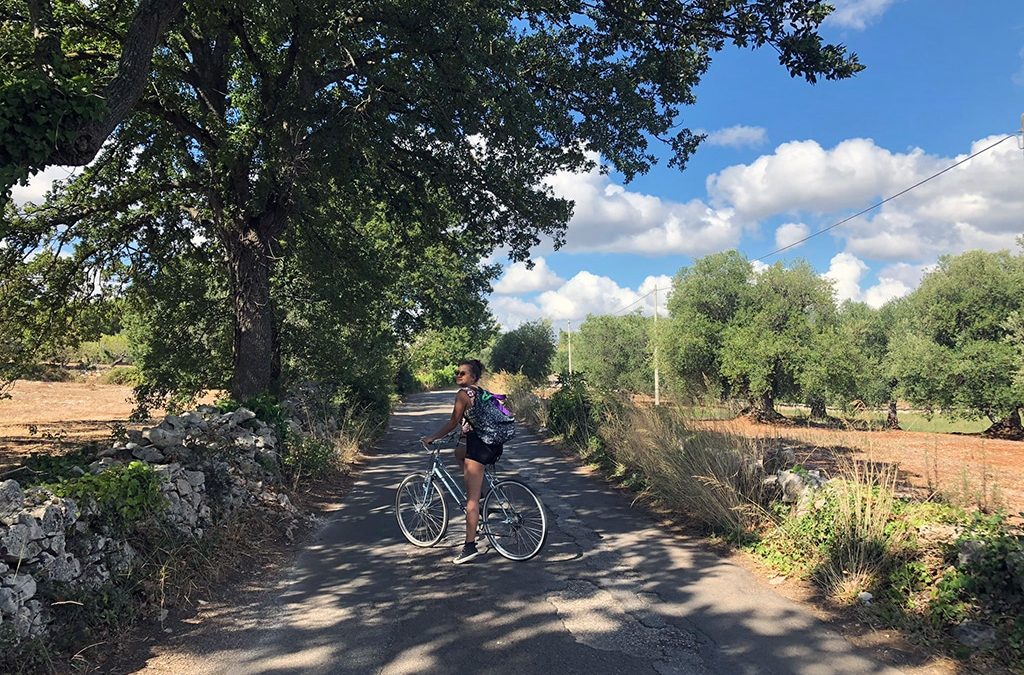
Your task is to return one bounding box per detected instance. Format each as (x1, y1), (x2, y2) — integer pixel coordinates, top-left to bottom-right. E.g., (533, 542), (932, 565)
(490, 0), (1024, 329)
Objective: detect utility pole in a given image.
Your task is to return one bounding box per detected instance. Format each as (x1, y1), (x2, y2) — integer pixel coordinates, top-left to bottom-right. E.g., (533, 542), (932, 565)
(653, 286), (660, 406)
(566, 321), (573, 376)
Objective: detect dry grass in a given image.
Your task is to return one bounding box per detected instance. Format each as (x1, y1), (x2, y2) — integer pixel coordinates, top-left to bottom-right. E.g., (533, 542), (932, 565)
(598, 401), (771, 537)
(815, 459), (904, 601)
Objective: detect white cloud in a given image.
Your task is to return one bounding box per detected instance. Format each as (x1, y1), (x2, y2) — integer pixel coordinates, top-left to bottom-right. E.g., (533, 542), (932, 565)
(11, 165), (81, 206)
(545, 156), (741, 256)
(709, 134), (1024, 262)
(825, 0), (899, 29)
(489, 272), (671, 330)
(823, 253), (869, 304)
(774, 222), (810, 250)
(822, 253), (923, 308)
(493, 257), (564, 294)
(704, 125), (768, 149)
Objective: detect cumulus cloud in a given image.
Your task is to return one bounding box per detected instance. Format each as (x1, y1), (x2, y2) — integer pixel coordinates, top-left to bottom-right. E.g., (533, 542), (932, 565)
(825, 0), (899, 29)
(709, 135), (1024, 262)
(545, 157), (741, 256)
(489, 272), (671, 330)
(704, 125), (768, 149)
(821, 253), (925, 308)
(774, 222), (810, 250)
(493, 257), (564, 294)
(823, 253), (869, 304)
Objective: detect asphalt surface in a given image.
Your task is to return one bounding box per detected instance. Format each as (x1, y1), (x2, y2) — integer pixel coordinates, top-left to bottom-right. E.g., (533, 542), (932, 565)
(133, 391), (904, 674)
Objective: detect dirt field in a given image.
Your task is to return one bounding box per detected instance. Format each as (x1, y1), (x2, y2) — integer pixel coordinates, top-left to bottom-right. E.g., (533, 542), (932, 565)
(0, 378), (217, 473)
(696, 417), (1024, 517)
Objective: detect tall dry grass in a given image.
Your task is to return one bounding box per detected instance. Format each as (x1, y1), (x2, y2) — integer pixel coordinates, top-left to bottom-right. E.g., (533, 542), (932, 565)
(813, 459), (905, 601)
(598, 400), (771, 538)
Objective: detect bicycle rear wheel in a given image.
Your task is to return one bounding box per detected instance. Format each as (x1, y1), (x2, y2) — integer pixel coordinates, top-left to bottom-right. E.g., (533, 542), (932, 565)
(396, 472), (448, 547)
(482, 479), (547, 561)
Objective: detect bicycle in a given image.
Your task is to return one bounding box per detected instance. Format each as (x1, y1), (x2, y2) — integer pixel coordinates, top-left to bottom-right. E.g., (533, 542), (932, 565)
(395, 430), (548, 561)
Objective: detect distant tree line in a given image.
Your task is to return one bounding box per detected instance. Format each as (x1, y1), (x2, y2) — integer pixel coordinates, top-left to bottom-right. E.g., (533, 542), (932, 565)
(493, 245), (1024, 434)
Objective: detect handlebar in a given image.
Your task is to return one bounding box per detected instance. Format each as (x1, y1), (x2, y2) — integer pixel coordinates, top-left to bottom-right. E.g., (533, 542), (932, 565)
(419, 429), (461, 449)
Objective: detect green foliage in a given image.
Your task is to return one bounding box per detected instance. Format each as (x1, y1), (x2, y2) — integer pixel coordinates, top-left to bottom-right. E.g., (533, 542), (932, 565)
(664, 250), (753, 397)
(50, 461), (166, 535)
(100, 365), (143, 386)
(18, 447), (93, 486)
(891, 249), (1024, 422)
(2, 0), (862, 405)
(74, 332), (131, 366)
(947, 514), (1024, 625)
(282, 435), (337, 480)
(546, 372), (600, 449)
(720, 260), (837, 411)
(573, 314), (654, 393)
(490, 321), (556, 382)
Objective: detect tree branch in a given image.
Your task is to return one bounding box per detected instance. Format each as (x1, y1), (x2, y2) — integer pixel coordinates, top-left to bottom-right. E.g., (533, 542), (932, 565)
(46, 0), (184, 166)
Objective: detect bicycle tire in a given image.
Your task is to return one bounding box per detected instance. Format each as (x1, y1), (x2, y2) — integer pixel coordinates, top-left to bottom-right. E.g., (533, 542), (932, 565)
(396, 472), (448, 547)
(482, 479), (547, 561)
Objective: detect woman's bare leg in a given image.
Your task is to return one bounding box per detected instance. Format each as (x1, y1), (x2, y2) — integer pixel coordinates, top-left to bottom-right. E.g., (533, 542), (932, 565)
(463, 458), (485, 544)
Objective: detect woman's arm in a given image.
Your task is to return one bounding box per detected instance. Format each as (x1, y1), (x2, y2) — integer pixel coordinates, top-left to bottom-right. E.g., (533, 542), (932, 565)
(421, 390), (472, 444)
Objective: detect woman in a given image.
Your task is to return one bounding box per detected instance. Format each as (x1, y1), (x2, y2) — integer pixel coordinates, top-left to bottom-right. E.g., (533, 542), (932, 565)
(421, 358), (503, 564)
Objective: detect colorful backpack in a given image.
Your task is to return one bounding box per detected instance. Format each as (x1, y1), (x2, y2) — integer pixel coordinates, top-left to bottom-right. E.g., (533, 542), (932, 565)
(464, 387), (517, 445)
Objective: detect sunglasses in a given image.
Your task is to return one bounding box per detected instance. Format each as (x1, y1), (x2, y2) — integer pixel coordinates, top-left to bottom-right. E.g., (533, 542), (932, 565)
(455, 371), (470, 377)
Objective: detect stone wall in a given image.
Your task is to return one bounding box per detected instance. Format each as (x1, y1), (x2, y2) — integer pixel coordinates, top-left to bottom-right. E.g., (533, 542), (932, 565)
(0, 405), (302, 641)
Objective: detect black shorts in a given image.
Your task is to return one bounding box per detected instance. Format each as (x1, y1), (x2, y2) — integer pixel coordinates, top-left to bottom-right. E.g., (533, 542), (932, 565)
(465, 430), (503, 465)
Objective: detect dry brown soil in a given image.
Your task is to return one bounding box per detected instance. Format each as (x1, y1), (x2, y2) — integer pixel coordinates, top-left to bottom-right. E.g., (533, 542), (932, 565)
(696, 417), (1024, 516)
(0, 377), (217, 474)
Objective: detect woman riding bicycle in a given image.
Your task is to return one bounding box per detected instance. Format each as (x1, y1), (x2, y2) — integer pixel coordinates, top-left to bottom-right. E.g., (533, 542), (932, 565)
(421, 358), (502, 564)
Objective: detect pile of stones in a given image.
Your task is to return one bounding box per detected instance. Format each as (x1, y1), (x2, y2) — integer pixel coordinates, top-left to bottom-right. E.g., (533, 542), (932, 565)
(0, 406), (303, 641)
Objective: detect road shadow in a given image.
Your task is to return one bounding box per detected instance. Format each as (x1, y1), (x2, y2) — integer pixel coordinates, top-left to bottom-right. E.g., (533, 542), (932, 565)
(110, 391), (944, 674)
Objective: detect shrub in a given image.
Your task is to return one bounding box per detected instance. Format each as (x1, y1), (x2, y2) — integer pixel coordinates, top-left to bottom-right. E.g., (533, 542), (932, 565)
(50, 461), (166, 536)
(282, 435), (336, 483)
(547, 372), (600, 449)
(812, 462), (906, 601)
(100, 365), (144, 386)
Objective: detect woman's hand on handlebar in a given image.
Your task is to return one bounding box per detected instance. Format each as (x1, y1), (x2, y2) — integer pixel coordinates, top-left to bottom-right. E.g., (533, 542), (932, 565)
(420, 436), (434, 448)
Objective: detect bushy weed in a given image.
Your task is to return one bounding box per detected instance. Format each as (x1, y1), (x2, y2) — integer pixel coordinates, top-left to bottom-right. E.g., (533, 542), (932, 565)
(50, 460), (166, 536)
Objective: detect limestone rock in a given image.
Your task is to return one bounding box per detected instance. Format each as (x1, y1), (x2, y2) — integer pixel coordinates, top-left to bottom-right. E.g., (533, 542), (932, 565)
(0, 480), (24, 524)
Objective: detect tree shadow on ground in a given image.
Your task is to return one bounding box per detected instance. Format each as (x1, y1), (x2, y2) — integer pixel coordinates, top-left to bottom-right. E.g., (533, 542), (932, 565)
(106, 392), (949, 675)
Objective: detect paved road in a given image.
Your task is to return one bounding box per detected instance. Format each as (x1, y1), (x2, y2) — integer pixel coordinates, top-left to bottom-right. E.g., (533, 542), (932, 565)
(135, 391), (902, 674)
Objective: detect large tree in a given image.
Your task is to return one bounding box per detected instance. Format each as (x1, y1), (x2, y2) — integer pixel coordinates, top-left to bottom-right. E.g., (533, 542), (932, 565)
(663, 250), (753, 398)
(889, 249), (1024, 432)
(719, 260), (836, 419)
(2, 0), (863, 400)
(573, 313), (653, 393)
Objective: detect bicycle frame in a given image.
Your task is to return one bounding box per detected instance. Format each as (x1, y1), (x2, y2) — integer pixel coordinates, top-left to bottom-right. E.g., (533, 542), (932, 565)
(421, 438), (497, 514)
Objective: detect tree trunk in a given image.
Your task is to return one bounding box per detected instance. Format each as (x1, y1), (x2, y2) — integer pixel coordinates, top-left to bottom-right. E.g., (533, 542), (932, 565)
(808, 395), (826, 420)
(751, 390), (782, 420)
(985, 407), (1023, 439)
(885, 399), (901, 430)
(226, 227), (278, 400)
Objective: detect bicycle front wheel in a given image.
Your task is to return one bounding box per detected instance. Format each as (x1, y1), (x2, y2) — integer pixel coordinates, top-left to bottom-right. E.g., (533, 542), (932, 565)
(396, 472), (448, 547)
(482, 479), (547, 561)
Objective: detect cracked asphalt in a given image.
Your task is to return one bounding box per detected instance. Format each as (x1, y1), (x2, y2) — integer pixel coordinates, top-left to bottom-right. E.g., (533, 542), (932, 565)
(132, 391), (904, 675)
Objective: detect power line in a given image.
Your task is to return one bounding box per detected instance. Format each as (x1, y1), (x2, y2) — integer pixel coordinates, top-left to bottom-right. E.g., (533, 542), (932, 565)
(752, 133), (1018, 263)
